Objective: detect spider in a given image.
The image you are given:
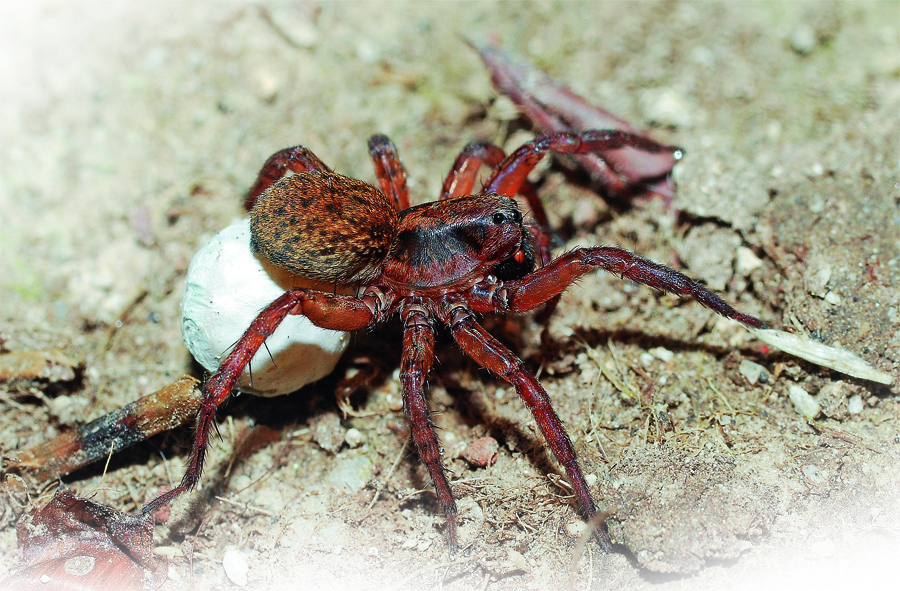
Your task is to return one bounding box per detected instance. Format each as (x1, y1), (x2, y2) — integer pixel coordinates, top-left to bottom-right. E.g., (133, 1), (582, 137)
(142, 130), (763, 551)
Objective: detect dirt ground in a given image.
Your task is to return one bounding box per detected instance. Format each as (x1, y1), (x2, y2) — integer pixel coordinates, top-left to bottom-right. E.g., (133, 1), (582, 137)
(1, 2), (898, 590)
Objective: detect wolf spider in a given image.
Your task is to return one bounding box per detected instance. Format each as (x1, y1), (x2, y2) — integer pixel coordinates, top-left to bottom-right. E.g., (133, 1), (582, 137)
(143, 130), (763, 551)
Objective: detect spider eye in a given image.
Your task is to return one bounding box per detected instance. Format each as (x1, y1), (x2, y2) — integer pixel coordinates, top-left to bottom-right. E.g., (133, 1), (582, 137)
(492, 212), (507, 225)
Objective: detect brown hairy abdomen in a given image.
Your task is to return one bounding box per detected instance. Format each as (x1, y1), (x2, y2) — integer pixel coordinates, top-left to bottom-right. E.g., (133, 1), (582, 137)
(250, 172), (398, 283)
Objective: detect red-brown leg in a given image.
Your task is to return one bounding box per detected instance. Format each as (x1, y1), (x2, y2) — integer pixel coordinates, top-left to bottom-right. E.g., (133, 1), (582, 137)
(398, 302), (459, 550)
(472, 246), (764, 328)
(484, 130), (680, 200)
(244, 146), (332, 210)
(441, 142), (506, 200)
(442, 303), (611, 550)
(368, 134), (411, 211)
(142, 288), (381, 514)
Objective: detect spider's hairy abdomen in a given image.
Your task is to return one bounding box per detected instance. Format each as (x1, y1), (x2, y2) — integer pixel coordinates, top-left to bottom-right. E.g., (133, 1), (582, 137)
(250, 172), (398, 283)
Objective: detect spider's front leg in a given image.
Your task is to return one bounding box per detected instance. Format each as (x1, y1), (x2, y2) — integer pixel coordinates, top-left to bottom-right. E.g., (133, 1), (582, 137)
(440, 303), (612, 551)
(484, 130), (680, 199)
(142, 288), (381, 515)
(398, 301), (460, 550)
(495, 246), (764, 327)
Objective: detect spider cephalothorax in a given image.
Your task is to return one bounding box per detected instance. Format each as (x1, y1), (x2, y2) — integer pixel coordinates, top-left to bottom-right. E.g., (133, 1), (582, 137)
(144, 131), (763, 551)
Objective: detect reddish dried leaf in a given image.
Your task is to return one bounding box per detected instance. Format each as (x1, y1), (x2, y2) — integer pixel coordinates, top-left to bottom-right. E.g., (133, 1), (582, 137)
(471, 41), (681, 205)
(0, 491), (166, 590)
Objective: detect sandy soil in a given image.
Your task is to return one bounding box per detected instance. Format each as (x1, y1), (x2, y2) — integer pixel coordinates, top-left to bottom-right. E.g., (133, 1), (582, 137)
(1, 2), (898, 590)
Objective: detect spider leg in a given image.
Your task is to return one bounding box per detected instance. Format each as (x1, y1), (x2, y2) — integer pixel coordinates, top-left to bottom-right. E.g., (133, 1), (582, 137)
(442, 303), (612, 551)
(483, 130), (680, 200)
(398, 301), (459, 550)
(368, 134), (411, 211)
(142, 288), (381, 515)
(441, 142), (505, 200)
(244, 146), (332, 210)
(488, 246), (764, 327)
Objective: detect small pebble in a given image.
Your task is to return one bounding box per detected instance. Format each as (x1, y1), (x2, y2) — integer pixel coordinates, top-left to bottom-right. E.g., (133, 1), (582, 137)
(649, 346), (675, 363)
(491, 95), (521, 121)
(355, 39), (381, 63)
(809, 197), (827, 214)
(461, 436), (499, 467)
(824, 291), (841, 305)
(887, 306), (899, 324)
(222, 549), (249, 587)
(789, 385), (821, 419)
(739, 359), (767, 385)
(736, 247), (763, 275)
(344, 427), (364, 448)
(848, 395), (864, 414)
(252, 67), (283, 102)
(153, 546), (184, 558)
(790, 24), (816, 54)
(571, 198), (602, 228)
(802, 464), (822, 482)
(312, 413), (344, 453)
(278, 19), (319, 48)
(807, 262), (832, 295)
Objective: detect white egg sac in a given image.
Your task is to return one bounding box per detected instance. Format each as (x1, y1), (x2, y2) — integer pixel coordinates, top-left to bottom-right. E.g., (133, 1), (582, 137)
(181, 219), (350, 396)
